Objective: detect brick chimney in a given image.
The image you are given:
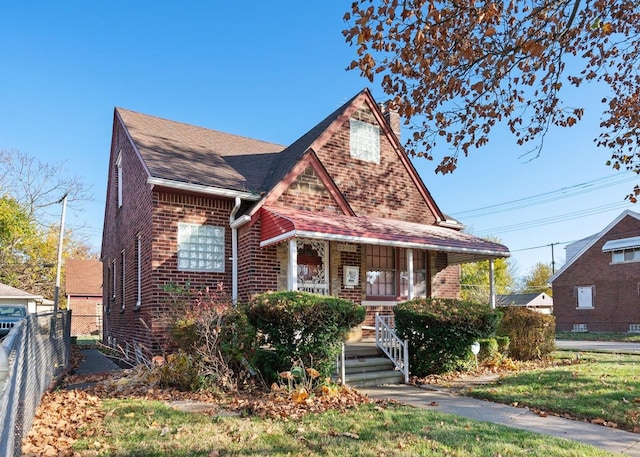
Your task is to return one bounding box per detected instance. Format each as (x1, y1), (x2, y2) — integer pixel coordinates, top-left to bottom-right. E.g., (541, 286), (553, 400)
(380, 101), (401, 142)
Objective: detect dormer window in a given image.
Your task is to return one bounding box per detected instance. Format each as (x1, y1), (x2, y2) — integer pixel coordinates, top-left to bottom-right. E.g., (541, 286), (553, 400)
(350, 119), (380, 164)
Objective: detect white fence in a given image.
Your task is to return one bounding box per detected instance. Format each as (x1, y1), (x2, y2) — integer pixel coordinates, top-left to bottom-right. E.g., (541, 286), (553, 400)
(0, 311), (71, 457)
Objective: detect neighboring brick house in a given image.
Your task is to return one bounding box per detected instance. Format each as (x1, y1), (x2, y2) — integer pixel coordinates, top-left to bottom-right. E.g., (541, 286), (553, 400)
(550, 210), (640, 332)
(496, 292), (553, 314)
(101, 88), (510, 353)
(65, 259), (103, 337)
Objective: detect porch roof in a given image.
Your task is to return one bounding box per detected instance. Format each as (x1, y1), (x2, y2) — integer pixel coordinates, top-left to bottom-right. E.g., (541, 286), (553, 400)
(259, 207), (509, 264)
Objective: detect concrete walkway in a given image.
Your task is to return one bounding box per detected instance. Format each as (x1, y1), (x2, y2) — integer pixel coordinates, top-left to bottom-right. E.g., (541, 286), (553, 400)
(358, 384), (640, 456)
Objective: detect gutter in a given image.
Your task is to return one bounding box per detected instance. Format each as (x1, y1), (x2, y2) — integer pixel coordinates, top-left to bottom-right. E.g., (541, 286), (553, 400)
(147, 177), (261, 201)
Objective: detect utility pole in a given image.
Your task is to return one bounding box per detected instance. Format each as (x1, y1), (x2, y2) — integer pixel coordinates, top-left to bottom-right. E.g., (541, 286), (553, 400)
(53, 193), (68, 313)
(550, 242), (557, 274)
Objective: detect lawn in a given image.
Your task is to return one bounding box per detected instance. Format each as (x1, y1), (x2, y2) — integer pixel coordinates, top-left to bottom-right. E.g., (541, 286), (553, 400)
(70, 398), (617, 456)
(466, 351), (640, 431)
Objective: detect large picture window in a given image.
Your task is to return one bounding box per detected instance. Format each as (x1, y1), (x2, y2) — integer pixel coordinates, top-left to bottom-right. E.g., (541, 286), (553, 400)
(178, 223), (225, 272)
(367, 247), (429, 299)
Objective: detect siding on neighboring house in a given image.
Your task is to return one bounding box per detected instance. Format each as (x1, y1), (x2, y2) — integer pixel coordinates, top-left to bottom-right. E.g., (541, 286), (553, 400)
(551, 210), (640, 332)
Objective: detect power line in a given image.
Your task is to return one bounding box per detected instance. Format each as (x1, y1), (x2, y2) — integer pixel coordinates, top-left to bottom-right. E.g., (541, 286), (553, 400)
(451, 172), (636, 219)
(473, 201), (630, 236)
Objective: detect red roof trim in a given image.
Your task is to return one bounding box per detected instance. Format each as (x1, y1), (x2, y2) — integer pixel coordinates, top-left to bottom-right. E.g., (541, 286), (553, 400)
(259, 206), (510, 261)
(263, 151), (355, 215)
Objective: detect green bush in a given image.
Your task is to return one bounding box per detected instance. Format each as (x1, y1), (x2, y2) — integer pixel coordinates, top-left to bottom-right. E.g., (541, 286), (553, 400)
(244, 291), (365, 380)
(497, 307), (555, 360)
(394, 298), (502, 375)
(477, 338), (499, 364)
(495, 335), (510, 355)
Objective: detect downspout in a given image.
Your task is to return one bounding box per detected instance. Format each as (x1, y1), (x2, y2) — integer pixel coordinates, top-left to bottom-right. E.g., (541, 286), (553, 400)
(229, 197), (251, 304)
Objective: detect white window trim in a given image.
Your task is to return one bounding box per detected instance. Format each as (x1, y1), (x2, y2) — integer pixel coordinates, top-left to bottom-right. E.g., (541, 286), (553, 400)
(177, 222), (225, 272)
(350, 119), (380, 164)
(116, 150), (123, 208)
(576, 285), (595, 309)
(111, 259), (116, 300)
(121, 249), (125, 311)
(135, 234), (141, 309)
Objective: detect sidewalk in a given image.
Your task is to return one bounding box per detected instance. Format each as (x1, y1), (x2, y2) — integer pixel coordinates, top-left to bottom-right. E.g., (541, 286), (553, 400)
(358, 384), (640, 456)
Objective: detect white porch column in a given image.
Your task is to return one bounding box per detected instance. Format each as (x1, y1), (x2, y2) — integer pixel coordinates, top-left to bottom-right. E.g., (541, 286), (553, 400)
(489, 258), (496, 309)
(288, 239), (298, 291)
(407, 249), (414, 300)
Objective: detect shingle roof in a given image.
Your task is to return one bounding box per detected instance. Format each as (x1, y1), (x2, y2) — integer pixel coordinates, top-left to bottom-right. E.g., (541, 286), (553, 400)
(496, 293), (547, 306)
(0, 283), (42, 299)
(116, 108), (285, 193)
(65, 259), (102, 296)
(260, 92), (362, 192)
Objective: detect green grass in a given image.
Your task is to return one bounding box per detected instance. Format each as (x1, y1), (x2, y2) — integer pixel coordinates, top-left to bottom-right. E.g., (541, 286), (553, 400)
(467, 351), (640, 431)
(73, 398), (617, 456)
(556, 331), (640, 342)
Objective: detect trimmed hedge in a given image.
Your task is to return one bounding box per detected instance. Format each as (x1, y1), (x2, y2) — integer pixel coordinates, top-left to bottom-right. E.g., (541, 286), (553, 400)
(394, 298), (502, 375)
(244, 291), (365, 379)
(497, 306), (555, 360)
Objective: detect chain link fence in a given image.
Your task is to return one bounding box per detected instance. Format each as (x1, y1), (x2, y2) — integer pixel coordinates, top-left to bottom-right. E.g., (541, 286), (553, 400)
(0, 311), (71, 457)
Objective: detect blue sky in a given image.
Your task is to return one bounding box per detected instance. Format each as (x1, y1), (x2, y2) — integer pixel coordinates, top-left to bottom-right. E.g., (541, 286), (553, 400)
(1, 1), (636, 282)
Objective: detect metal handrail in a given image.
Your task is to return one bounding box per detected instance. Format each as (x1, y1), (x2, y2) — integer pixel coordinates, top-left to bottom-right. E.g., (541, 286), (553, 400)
(375, 313), (409, 383)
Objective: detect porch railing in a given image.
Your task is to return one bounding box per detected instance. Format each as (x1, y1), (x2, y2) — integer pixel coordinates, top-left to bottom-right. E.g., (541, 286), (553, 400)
(375, 313), (409, 383)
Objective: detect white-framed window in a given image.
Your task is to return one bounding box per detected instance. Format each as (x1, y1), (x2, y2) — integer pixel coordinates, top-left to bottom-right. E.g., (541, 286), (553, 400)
(611, 248), (640, 264)
(350, 119), (380, 164)
(116, 150), (123, 208)
(135, 233), (141, 308)
(576, 285), (594, 309)
(366, 245), (396, 298)
(177, 223), (225, 272)
(400, 249), (428, 298)
(121, 250), (126, 311)
(111, 259), (116, 300)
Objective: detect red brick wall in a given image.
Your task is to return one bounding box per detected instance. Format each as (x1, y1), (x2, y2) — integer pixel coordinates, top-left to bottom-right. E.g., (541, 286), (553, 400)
(553, 215), (640, 332)
(315, 105), (437, 224)
(103, 119), (238, 352)
(68, 296), (102, 336)
(432, 252), (461, 299)
(275, 166), (342, 213)
(102, 119), (156, 351)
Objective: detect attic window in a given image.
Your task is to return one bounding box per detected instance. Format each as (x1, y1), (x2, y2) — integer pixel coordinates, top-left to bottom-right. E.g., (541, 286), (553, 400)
(350, 119), (380, 164)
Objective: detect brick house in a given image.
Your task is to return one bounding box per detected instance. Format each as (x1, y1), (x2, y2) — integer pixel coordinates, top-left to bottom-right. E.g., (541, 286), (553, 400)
(101, 88), (510, 353)
(65, 259), (103, 337)
(550, 209), (640, 332)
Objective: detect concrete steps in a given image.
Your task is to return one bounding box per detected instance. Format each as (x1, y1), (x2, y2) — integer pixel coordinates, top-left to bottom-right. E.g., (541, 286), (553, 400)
(335, 341), (404, 387)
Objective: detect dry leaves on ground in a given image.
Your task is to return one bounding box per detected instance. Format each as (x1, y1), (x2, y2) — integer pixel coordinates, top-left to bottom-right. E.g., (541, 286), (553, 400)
(23, 348), (373, 457)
